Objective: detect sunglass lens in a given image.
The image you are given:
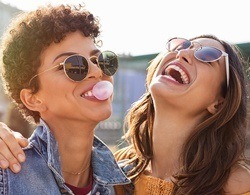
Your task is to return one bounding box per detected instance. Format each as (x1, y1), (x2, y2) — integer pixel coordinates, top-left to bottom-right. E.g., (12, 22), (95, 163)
(195, 47), (222, 62)
(64, 55), (88, 81)
(167, 38), (191, 51)
(98, 51), (118, 76)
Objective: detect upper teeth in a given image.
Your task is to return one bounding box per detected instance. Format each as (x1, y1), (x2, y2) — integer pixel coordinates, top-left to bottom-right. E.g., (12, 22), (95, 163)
(164, 65), (189, 84)
(81, 90), (93, 97)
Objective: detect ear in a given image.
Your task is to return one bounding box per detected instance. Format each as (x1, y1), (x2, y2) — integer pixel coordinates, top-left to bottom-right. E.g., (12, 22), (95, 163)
(207, 97), (225, 115)
(20, 89), (47, 112)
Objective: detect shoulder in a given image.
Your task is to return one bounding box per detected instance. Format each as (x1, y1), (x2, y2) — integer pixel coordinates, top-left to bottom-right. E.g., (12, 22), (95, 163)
(224, 164), (250, 194)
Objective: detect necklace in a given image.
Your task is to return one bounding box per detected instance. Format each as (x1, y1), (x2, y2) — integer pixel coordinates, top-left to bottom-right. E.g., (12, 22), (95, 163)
(62, 163), (91, 175)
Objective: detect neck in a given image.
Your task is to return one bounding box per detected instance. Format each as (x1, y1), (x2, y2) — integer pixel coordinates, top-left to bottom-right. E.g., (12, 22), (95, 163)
(45, 119), (96, 187)
(149, 104), (207, 180)
(60, 136), (93, 187)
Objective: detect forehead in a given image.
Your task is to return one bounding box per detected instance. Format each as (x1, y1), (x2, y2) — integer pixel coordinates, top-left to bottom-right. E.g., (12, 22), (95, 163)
(192, 38), (225, 51)
(40, 32), (97, 63)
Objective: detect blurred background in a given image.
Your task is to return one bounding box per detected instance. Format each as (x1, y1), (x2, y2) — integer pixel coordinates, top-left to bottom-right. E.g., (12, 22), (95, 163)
(0, 0), (249, 155)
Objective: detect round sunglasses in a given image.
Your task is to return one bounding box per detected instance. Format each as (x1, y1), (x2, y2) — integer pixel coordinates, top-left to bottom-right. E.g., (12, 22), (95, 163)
(166, 38), (229, 88)
(29, 50), (118, 85)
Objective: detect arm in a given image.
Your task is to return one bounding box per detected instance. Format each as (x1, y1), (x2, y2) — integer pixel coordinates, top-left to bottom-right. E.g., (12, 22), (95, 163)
(0, 122), (28, 173)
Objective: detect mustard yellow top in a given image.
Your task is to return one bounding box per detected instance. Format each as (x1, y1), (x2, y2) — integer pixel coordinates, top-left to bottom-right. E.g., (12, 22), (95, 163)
(133, 173), (173, 195)
(114, 147), (250, 195)
(133, 173), (250, 195)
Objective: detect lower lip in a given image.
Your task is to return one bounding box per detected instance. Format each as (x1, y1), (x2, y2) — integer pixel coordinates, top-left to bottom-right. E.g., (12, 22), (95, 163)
(81, 95), (108, 101)
(159, 75), (183, 85)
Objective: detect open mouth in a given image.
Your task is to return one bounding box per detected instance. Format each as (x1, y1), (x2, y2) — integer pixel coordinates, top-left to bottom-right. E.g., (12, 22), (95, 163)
(162, 65), (190, 84)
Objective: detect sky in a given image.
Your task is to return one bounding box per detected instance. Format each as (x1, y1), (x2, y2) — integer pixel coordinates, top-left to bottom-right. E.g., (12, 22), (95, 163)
(1, 0), (250, 56)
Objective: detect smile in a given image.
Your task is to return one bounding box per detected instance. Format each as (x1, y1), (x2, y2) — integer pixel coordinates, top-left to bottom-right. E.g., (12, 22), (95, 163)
(162, 65), (190, 84)
(81, 89), (94, 98)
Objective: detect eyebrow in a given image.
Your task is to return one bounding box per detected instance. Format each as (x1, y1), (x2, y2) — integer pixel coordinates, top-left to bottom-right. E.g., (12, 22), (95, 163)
(53, 49), (101, 63)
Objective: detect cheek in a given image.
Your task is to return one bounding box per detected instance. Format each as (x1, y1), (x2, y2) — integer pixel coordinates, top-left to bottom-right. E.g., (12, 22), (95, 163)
(194, 78), (222, 106)
(39, 76), (73, 99)
(208, 72), (224, 94)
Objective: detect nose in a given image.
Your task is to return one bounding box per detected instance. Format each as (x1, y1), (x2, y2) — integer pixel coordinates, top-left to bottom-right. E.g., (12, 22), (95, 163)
(176, 49), (193, 65)
(87, 60), (102, 79)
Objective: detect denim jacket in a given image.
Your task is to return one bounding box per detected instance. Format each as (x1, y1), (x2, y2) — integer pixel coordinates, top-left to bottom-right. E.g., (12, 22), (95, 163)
(0, 119), (130, 195)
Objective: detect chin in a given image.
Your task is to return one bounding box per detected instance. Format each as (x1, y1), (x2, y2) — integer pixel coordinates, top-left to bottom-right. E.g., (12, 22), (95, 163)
(96, 108), (112, 121)
(93, 114), (111, 124)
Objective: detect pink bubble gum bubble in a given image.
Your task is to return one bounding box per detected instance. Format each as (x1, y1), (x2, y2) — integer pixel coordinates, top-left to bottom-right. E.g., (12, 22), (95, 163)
(92, 81), (113, 100)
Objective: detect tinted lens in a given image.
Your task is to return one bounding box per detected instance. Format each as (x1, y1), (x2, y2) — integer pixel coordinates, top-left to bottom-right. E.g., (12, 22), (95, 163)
(64, 55), (88, 81)
(195, 47), (222, 62)
(98, 51), (118, 76)
(167, 38), (192, 51)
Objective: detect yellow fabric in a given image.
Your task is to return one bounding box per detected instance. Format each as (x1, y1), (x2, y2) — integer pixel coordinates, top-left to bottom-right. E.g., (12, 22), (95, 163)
(133, 173), (250, 195)
(114, 148), (250, 195)
(114, 185), (126, 195)
(133, 173), (173, 195)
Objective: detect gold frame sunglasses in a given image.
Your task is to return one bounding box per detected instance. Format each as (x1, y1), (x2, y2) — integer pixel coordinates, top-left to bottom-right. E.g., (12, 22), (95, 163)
(29, 50), (118, 85)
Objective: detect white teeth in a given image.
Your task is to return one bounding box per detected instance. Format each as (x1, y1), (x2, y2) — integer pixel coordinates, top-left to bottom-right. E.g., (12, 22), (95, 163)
(164, 65), (190, 84)
(81, 90), (93, 97)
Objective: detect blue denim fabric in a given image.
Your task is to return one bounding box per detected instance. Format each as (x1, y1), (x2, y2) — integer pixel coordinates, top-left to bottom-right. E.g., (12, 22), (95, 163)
(116, 159), (136, 194)
(0, 119), (130, 195)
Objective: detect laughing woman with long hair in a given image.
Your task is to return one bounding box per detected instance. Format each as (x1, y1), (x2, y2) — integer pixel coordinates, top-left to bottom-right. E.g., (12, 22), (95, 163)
(115, 35), (250, 194)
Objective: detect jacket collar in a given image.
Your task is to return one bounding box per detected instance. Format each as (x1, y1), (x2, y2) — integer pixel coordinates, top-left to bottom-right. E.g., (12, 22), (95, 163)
(29, 119), (130, 185)
(92, 136), (130, 185)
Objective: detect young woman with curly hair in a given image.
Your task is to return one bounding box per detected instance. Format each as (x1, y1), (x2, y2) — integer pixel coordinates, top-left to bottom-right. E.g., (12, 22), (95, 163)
(0, 4), (129, 194)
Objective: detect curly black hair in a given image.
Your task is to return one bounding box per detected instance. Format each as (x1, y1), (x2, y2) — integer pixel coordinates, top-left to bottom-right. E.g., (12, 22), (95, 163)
(0, 4), (101, 123)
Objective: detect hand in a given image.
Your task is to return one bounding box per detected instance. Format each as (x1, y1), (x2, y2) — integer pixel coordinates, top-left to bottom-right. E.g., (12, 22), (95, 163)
(0, 122), (28, 173)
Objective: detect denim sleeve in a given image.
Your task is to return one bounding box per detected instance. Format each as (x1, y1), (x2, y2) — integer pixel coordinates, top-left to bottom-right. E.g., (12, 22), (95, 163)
(0, 168), (6, 195)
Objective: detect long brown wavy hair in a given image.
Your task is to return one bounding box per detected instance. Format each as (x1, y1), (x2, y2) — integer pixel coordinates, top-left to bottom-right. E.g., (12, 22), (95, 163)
(122, 35), (249, 194)
(0, 4), (100, 124)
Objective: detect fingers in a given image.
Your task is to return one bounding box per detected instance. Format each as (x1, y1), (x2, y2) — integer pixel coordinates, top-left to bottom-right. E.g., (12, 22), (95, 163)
(0, 143), (21, 173)
(0, 122), (28, 173)
(13, 131), (29, 148)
